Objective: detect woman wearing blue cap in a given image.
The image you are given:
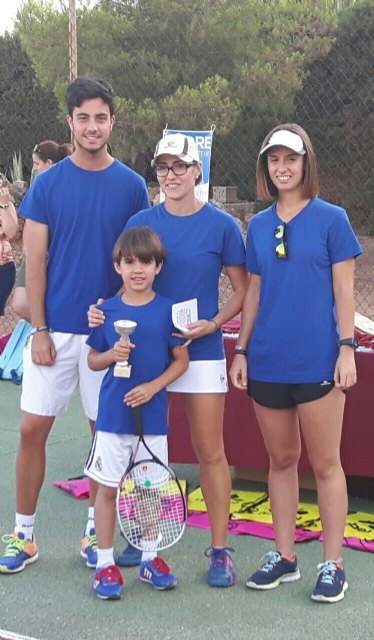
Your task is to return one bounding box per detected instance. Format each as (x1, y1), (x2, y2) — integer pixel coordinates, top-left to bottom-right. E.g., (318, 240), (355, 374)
(230, 123), (362, 603)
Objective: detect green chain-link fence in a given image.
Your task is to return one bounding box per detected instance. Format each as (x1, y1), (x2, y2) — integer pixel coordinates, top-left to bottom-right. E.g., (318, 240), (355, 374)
(1, 0), (373, 336)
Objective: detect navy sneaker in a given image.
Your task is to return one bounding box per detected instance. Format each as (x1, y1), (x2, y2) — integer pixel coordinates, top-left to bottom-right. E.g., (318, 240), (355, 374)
(139, 557), (177, 590)
(116, 543), (142, 567)
(81, 527), (97, 568)
(93, 564), (124, 600)
(205, 547), (237, 587)
(246, 551), (301, 590)
(311, 559), (348, 603)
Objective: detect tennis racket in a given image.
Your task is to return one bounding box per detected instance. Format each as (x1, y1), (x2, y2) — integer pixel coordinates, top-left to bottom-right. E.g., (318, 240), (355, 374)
(116, 406), (187, 551)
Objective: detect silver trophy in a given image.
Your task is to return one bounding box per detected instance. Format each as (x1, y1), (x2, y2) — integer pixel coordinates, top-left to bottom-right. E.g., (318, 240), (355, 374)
(113, 320), (137, 378)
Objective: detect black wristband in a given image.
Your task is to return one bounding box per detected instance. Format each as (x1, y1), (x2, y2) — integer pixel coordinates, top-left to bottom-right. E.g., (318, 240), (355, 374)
(339, 338), (358, 350)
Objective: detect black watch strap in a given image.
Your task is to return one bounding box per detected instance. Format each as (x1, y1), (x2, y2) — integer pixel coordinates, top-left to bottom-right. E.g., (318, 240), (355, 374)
(339, 338), (358, 350)
(234, 345), (248, 356)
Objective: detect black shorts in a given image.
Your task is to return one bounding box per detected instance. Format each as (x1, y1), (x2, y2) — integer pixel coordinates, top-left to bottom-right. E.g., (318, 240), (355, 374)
(0, 261), (16, 316)
(247, 378), (335, 409)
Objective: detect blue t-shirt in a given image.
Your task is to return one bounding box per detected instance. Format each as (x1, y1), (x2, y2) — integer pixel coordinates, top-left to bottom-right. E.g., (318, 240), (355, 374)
(19, 158), (149, 334)
(125, 202), (246, 360)
(245, 198), (362, 383)
(87, 293), (182, 435)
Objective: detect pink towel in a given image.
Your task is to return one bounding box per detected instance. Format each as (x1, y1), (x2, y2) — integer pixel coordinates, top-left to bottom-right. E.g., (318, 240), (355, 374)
(187, 511), (319, 541)
(53, 477), (89, 499)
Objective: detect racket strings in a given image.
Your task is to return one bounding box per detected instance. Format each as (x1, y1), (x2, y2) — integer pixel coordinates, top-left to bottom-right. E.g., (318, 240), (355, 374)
(118, 460), (186, 551)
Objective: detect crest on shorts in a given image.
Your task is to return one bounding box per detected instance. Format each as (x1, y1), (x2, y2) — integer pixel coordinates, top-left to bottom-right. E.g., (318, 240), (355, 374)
(95, 456), (103, 471)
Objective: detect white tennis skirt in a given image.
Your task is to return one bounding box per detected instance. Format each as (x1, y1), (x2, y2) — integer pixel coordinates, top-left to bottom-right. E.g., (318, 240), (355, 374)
(167, 359), (228, 394)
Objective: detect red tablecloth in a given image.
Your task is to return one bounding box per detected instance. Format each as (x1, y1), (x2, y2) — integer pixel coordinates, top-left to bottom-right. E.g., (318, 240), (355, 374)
(169, 337), (374, 477)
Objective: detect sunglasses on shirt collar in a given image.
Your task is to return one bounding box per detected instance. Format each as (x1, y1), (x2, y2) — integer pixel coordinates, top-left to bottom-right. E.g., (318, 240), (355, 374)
(274, 223), (288, 259)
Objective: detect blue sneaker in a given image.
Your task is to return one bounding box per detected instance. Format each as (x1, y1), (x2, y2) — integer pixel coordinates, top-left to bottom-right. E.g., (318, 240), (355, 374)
(116, 543), (142, 567)
(139, 557), (177, 590)
(81, 527), (97, 568)
(0, 532), (38, 574)
(246, 551), (300, 590)
(93, 564), (124, 600)
(311, 559), (348, 603)
(205, 547), (237, 587)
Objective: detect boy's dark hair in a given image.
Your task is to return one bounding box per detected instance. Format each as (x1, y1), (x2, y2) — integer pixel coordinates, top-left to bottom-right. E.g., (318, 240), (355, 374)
(65, 77), (116, 116)
(113, 227), (166, 266)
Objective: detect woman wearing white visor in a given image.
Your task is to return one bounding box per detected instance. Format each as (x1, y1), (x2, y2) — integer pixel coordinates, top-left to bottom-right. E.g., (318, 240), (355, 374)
(230, 123), (362, 603)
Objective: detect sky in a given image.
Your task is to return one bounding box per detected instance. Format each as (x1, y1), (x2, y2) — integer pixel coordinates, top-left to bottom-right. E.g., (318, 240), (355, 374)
(1, 0), (24, 34)
(0, 0), (75, 35)
(0, 1), (61, 35)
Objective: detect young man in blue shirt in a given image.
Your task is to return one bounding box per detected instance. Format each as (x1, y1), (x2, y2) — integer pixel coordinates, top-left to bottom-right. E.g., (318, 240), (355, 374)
(0, 77), (150, 574)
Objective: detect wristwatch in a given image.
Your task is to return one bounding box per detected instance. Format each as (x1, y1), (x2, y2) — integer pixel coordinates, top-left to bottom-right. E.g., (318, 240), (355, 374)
(234, 345), (248, 356)
(339, 338), (359, 350)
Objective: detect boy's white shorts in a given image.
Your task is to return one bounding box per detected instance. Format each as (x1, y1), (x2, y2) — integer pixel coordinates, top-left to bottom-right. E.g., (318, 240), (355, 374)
(21, 332), (105, 420)
(84, 431), (168, 487)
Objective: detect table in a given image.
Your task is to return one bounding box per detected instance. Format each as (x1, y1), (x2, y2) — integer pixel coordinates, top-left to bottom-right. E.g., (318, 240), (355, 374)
(168, 337), (374, 477)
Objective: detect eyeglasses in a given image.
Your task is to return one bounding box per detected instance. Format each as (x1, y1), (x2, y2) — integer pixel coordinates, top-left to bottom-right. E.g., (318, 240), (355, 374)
(274, 223), (288, 259)
(154, 162), (196, 177)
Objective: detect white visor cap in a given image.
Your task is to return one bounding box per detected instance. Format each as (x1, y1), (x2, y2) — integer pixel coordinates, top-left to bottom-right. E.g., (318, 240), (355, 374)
(260, 130), (306, 155)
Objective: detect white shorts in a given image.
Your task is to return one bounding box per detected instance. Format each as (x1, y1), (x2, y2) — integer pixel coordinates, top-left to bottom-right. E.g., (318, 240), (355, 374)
(84, 430), (168, 487)
(21, 332), (106, 420)
(166, 359), (228, 393)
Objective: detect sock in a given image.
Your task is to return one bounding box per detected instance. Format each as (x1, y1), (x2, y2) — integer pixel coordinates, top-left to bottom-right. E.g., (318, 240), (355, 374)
(278, 551), (296, 562)
(96, 547), (115, 568)
(141, 550), (157, 562)
(85, 506), (95, 536)
(326, 557), (344, 567)
(15, 513), (36, 541)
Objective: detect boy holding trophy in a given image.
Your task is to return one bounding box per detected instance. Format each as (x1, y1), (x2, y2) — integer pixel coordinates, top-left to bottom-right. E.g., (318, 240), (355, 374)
(84, 226), (189, 599)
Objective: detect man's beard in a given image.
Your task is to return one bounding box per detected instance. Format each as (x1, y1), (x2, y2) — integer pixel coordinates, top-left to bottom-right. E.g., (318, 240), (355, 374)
(75, 138), (109, 155)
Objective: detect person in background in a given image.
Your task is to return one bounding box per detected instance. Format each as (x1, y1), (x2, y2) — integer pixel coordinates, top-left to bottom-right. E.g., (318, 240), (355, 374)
(32, 140), (74, 175)
(12, 141), (74, 320)
(89, 133), (248, 587)
(0, 76), (149, 576)
(230, 123), (362, 603)
(0, 181), (18, 316)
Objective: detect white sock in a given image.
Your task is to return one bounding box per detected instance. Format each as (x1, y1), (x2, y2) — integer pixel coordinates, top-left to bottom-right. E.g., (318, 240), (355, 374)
(141, 550), (157, 562)
(15, 513), (36, 541)
(85, 507), (95, 536)
(96, 547), (115, 568)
